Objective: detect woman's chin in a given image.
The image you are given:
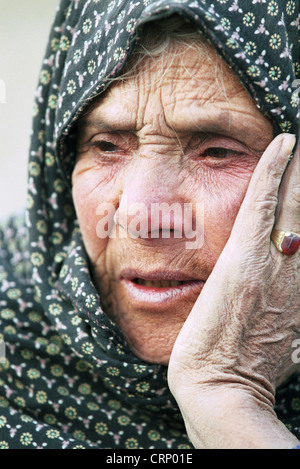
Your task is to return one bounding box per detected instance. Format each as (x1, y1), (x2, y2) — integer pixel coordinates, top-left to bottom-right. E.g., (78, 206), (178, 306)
(114, 311), (189, 366)
(99, 276), (206, 364)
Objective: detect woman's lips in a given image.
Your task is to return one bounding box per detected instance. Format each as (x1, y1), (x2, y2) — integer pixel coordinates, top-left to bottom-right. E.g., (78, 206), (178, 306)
(120, 270), (205, 307)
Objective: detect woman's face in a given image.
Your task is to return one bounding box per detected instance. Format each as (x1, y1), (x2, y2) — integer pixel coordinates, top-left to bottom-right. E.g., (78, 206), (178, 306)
(72, 43), (273, 364)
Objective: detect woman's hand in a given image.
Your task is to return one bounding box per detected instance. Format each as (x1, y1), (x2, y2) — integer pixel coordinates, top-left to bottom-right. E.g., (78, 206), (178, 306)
(168, 133), (300, 449)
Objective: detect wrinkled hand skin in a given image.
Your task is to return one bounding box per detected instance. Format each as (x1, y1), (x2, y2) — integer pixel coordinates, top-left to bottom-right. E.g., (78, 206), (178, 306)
(168, 134), (300, 449)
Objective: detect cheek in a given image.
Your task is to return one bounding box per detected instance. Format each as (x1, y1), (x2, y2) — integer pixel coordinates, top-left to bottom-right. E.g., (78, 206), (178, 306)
(191, 164), (255, 253)
(72, 166), (119, 262)
(72, 187), (102, 262)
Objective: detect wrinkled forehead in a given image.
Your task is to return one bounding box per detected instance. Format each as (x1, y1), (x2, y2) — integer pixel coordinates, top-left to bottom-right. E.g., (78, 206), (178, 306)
(102, 39), (244, 100)
(80, 41), (247, 124)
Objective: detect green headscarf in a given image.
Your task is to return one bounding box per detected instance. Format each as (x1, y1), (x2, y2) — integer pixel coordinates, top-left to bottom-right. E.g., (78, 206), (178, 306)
(0, 0), (299, 449)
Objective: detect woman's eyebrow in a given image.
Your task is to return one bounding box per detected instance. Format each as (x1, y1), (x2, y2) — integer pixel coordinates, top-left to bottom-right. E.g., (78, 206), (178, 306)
(81, 119), (245, 143)
(81, 116), (233, 135)
(80, 120), (135, 133)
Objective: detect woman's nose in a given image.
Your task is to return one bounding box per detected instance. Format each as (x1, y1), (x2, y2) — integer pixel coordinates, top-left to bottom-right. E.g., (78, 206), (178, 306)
(114, 159), (203, 244)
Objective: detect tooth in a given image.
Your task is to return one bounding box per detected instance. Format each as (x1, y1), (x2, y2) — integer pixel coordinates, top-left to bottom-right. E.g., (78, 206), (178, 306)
(161, 280), (170, 287)
(170, 280), (181, 287)
(144, 280), (157, 287)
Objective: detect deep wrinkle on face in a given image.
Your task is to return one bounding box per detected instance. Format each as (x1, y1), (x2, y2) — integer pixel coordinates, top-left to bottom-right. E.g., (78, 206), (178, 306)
(72, 42), (274, 365)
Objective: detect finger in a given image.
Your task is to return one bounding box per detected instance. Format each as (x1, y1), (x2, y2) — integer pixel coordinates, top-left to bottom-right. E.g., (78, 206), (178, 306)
(274, 139), (300, 233)
(230, 133), (296, 248)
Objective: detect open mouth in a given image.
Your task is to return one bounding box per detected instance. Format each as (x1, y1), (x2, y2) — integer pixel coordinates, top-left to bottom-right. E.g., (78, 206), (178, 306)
(119, 269), (205, 308)
(133, 278), (191, 288)
(121, 276), (204, 309)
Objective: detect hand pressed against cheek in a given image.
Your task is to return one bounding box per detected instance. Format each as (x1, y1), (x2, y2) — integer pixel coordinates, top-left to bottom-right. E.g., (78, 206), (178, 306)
(72, 44), (273, 364)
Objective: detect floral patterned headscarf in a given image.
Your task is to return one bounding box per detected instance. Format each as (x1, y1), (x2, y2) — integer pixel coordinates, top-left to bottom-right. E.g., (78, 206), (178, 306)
(0, 0), (299, 449)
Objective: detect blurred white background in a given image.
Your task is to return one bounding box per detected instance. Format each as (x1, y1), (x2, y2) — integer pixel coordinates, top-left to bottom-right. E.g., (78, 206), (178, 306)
(0, 0), (58, 219)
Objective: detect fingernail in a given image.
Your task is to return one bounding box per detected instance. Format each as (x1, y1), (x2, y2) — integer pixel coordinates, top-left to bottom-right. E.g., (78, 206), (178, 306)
(280, 133), (296, 158)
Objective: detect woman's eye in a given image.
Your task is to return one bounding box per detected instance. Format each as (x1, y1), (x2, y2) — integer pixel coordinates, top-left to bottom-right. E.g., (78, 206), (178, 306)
(95, 141), (119, 153)
(204, 147), (237, 159)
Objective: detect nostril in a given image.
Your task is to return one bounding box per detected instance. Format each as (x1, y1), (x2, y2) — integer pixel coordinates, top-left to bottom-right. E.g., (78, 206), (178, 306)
(149, 228), (178, 239)
(114, 196), (204, 242)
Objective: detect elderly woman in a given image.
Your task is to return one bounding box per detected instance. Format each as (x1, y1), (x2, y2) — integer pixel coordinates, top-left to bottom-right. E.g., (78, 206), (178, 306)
(0, 0), (299, 450)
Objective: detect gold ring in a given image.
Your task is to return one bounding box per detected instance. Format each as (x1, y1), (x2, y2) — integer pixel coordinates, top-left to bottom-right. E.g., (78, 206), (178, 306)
(271, 230), (300, 255)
